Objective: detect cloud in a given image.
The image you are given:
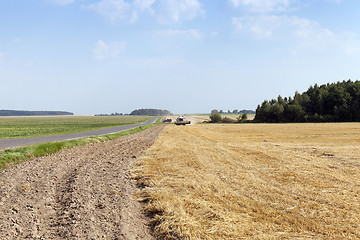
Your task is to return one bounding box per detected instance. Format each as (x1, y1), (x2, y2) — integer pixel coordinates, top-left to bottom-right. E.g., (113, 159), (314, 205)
(158, 0), (204, 23)
(233, 14), (360, 55)
(46, 0), (75, 5)
(165, 29), (202, 40)
(229, 0), (294, 12)
(84, 0), (203, 23)
(93, 40), (127, 60)
(134, 0), (156, 11)
(85, 0), (131, 22)
(130, 0), (156, 22)
(233, 15), (330, 39)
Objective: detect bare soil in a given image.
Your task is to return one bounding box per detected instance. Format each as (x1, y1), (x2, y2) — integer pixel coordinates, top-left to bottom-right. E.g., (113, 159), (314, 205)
(0, 125), (164, 240)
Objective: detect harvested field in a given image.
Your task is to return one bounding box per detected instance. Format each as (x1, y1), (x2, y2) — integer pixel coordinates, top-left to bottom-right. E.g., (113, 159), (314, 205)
(135, 123), (360, 239)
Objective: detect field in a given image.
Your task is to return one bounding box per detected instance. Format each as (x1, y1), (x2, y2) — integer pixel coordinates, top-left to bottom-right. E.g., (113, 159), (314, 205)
(187, 114), (255, 122)
(135, 123), (360, 239)
(0, 126), (164, 239)
(0, 115), (150, 139)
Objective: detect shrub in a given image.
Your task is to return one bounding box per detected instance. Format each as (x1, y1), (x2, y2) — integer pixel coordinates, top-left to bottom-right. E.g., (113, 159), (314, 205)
(222, 117), (235, 123)
(237, 113), (248, 123)
(209, 110), (222, 123)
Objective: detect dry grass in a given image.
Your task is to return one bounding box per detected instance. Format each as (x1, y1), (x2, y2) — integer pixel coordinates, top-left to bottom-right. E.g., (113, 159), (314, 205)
(135, 123), (360, 239)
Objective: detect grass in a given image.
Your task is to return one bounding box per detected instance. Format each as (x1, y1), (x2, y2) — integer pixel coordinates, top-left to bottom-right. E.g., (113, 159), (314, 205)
(0, 115), (151, 139)
(134, 123), (360, 239)
(0, 120), (161, 171)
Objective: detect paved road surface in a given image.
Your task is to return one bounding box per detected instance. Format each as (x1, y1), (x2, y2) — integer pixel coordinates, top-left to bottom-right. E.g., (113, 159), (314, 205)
(0, 117), (159, 149)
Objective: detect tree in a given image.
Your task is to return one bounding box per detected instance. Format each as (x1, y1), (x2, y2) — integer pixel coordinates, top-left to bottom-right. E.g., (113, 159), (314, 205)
(241, 113), (248, 121)
(254, 80), (360, 123)
(237, 113), (248, 123)
(209, 110), (222, 123)
(130, 109), (171, 116)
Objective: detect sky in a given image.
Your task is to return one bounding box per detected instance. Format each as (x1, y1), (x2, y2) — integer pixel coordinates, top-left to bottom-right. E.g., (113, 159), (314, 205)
(1, 0), (360, 115)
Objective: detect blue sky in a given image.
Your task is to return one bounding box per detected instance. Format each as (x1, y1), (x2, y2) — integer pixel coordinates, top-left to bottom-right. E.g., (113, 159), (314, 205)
(1, 0), (360, 114)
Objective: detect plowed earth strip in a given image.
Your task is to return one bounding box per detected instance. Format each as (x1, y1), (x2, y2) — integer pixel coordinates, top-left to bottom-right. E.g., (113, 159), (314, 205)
(0, 125), (164, 240)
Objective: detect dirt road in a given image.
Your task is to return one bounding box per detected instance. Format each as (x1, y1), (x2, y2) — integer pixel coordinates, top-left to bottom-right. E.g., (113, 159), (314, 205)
(0, 125), (164, 240)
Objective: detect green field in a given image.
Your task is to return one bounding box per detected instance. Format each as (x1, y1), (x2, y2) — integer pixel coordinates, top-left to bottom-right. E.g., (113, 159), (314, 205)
(0, 116), (151, 139)
(0, 119), (161, 171)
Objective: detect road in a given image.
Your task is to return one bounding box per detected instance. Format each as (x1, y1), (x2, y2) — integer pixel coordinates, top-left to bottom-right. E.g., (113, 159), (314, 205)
(0, 117), (159, 149)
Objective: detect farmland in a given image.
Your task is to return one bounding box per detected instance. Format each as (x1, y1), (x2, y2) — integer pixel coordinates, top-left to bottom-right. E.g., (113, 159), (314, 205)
(136, 123), (360, 239)
(0, 125), (164, 239)
(0, 115), (151, 139)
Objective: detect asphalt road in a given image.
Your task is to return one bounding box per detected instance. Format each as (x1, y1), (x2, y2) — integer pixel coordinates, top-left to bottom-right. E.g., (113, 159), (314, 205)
(0, 117), (159, 149)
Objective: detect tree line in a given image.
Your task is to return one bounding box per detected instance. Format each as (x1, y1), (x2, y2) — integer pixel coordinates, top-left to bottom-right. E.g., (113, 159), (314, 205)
(130, 109), (172, 116)
(209, 110), (249, 123)
(95, 113), (125, 116)
(213, 109), (255, 114)
(254, 80), (360, 123)
(0, 110), (74, 116)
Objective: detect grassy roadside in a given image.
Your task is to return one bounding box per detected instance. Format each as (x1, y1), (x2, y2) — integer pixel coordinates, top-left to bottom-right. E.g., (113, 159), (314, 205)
(0, 119), (161, 171)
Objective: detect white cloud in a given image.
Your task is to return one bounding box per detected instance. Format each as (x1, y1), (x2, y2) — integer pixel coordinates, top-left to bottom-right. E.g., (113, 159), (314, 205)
(159, 0), (204, 22)
(233, 15), (329, 40)
(46, 0), (75, 5)
(130, 0), (156, 22)
(93, 40), (127, 60)
(165, 29), (202, 40)
(230, 0), (293, 12)
(84, 0), (203, 23)
(134, 0), (156, 11)
(233, 14), (360, 55)
(85, 0), (131, 22)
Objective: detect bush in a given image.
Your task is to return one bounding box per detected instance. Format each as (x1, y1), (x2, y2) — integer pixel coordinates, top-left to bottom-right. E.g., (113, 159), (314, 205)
(237, 113), (248, 123)
(222, 117), (235, 123)
(209, 110), (222, 123)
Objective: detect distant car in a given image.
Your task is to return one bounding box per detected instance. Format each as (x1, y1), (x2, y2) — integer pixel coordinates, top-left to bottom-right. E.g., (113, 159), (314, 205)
(163, 118), (172, 123)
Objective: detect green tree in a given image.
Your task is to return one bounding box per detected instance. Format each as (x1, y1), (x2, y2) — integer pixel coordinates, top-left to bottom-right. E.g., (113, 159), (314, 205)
(254, 80), (360, 123)
(241, 113), (248, 121)
(209, 110), (222, 123)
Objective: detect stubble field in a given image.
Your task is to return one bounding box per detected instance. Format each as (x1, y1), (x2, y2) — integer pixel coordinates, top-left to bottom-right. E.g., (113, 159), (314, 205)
(135, 123), (360, 239)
